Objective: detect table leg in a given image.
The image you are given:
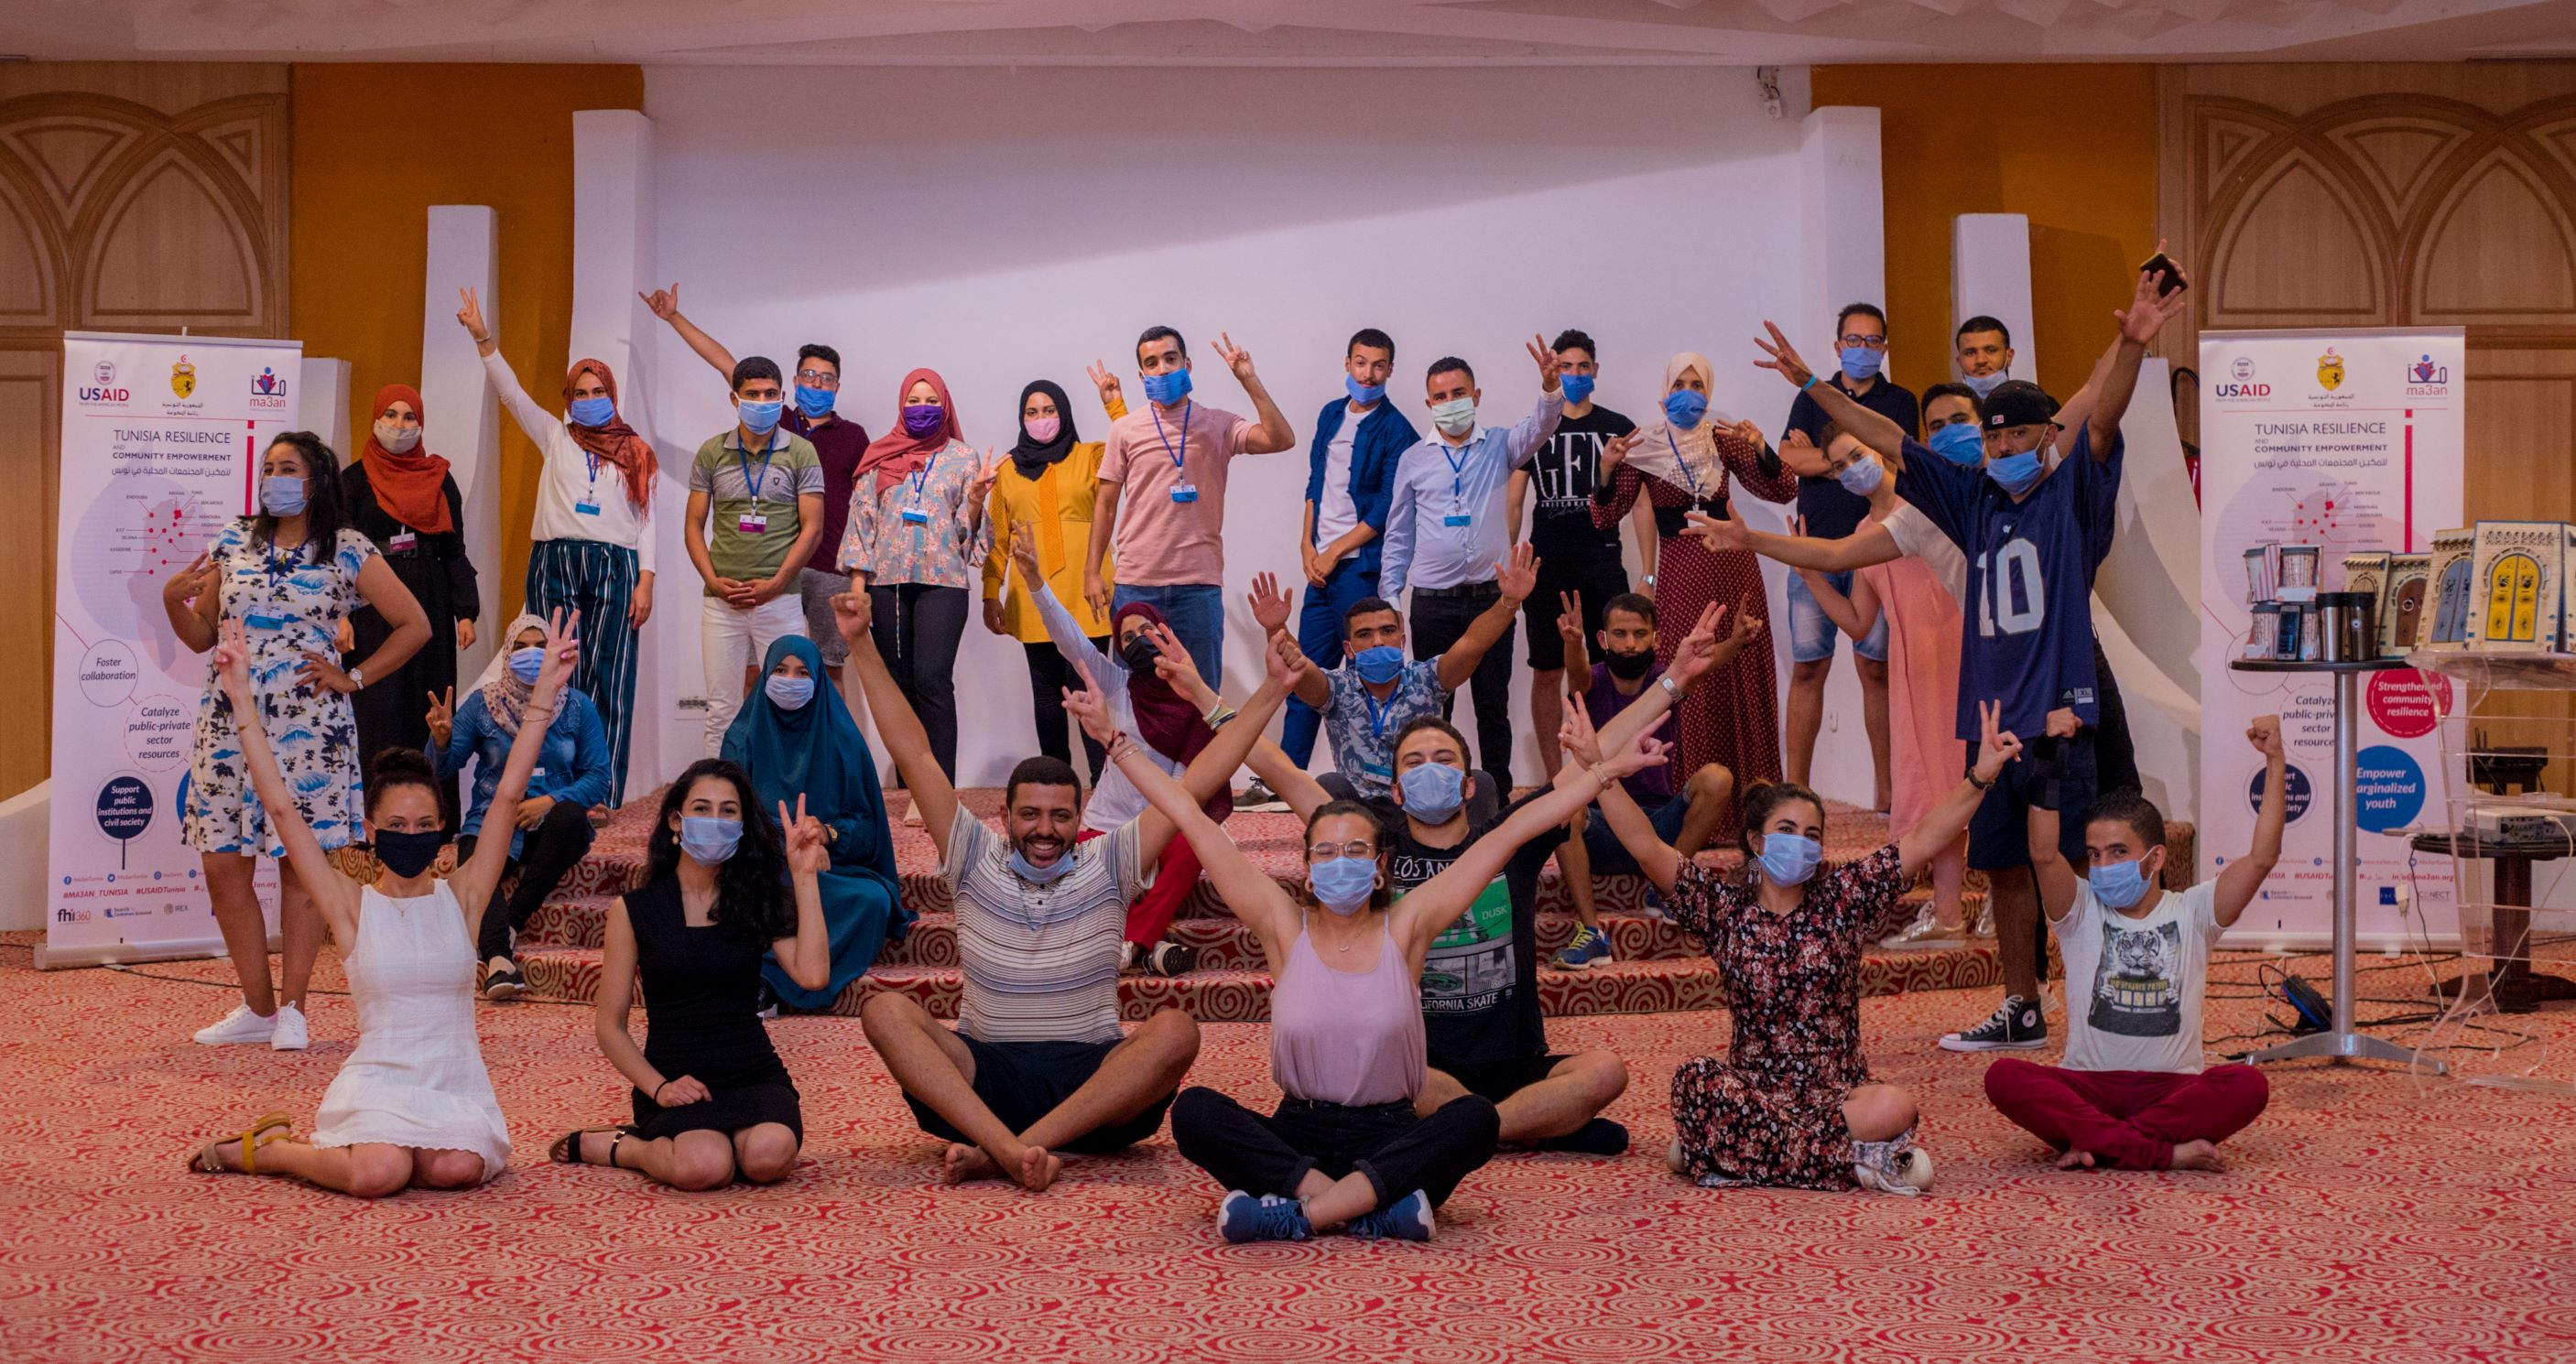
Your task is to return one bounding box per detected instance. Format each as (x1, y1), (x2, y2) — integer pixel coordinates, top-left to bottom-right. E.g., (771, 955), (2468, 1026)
(2431, 855), (2576, 1013)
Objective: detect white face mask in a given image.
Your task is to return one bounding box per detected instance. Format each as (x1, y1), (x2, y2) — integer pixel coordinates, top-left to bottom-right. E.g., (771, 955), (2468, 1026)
(374, 420), (422, 454)
(1429, 396), (1477, 437)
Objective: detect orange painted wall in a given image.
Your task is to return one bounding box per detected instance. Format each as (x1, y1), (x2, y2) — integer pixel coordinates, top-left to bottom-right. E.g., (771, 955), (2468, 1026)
(288, 64), (645, 608)
(1812, 64), (2159, 403)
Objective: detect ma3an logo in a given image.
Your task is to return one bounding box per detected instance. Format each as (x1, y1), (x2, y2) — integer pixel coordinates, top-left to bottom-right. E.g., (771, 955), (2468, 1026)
(2405, 353), (2451, 396)
(248, 365), (289, 410)
(2212, 354), (2271, 400)
(76, 358), (129, 406)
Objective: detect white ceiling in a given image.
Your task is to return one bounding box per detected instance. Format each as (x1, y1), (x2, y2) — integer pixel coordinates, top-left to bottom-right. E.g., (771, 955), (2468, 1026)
(5, 0), (2575, 66)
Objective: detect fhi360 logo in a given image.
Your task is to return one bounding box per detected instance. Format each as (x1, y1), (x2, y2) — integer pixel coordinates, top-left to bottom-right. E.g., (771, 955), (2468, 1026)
(2212, 355), (2271, 401)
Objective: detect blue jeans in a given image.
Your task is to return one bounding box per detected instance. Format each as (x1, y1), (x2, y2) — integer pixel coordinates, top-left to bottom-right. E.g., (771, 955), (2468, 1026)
(1280, 558), (1379, 766)
(1785, 568), (1889, 664)
(1114, 582), (1224, 692)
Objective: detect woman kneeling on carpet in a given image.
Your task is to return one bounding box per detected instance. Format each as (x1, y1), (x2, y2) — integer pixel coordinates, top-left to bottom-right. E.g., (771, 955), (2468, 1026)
(185, 611), (580, 1195)
(1576, 693), (2022, 1196)
(1105, 637), (1671, 1242)
(552, 760), (831, 1188)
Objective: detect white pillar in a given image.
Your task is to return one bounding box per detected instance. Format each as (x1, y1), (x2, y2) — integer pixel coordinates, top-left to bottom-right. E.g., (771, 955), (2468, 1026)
(1952, 213), (2035, 383)
(297, 357), (352, 453)
(421, 206), (502, 684)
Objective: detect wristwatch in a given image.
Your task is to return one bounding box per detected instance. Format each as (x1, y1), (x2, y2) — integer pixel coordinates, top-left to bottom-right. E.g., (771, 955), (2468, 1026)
(1658, 675), (1682, 701)
(347, 665), (366, 690)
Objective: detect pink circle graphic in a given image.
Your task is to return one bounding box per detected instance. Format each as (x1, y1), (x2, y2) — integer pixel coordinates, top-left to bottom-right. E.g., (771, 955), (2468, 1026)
(2366, 668), (2451, 738)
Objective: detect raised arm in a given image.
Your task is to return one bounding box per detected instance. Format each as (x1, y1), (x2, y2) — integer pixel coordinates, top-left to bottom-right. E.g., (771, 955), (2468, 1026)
(638, 285), (740, 381)
(834, 590), (959, 860)
(1435, 543), (1537, 691)
(1590, 595), (1765, 761)
(771, 797), (834, 992)
(2089, 254), (2191, 456)
(208, 621), (359, 939)
(1753, 321), (1910, 463)
(1211, 332), (1297, 455)
(1076, 632), (1294, 866)
(1688, 499), (1902, 574)
(1099, 711), (1304, 957)
(1902, 699), (2023, 882)
(1559, 691), (1681, 893)
(1499, 335), (1566, 468)
(2212, 715), (2286, 928)
(448, 608), (581, 935)
(1555, 590), (1590, 679)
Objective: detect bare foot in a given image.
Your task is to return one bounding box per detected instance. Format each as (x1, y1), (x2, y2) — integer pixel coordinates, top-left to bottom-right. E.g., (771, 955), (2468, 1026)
(2055, 1148), (2098, 1171)
(2168, 1140), (2224, 1172)
(942, 1142), (1000, 1185)
(1016, 1143), (1062, 1192)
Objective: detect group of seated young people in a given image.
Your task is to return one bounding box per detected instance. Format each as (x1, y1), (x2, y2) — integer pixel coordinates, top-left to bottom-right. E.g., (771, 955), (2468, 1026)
(184, 252), (2282, 1235)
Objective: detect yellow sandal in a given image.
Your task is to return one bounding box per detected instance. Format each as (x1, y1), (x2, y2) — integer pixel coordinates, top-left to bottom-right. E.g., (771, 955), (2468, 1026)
(188, 1111), (292, 1175)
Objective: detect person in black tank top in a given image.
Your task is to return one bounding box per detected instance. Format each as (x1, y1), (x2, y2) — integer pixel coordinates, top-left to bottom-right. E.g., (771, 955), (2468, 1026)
(550, 760), (833, 1189)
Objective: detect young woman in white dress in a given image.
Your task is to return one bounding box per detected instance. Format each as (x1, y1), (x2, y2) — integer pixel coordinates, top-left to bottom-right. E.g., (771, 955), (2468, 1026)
(184, 610), (582, 1196)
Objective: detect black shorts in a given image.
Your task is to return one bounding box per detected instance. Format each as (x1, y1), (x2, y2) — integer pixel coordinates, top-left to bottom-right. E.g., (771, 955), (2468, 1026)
(903, 1034), (1173, 1154)
(1438, 1053), (1571, 1104)
(1523, 558), (1632, 672)
(1966, 731), (2098, 872)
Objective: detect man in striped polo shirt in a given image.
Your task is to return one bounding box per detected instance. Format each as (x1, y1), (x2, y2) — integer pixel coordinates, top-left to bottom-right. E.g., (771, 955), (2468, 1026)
(837, 591), (1284, 1191)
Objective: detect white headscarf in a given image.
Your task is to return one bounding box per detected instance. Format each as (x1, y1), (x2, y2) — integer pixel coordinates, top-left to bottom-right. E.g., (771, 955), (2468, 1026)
(473, 612), (549, 737)
(1625, 352), (1735, 499)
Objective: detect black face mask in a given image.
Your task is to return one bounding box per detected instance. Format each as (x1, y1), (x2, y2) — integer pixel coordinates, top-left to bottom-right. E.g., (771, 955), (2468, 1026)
(374, 828), (445, 879)
(1603, 647), (1656, 680)
(1120, 634), (1161, 675)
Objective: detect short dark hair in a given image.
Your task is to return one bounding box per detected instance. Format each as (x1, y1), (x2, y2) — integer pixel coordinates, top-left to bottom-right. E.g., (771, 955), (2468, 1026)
(1956, 315), (2012, 348)
(1005, 755), (1084, 809)
(731, 355), (783, 392)
(363, 745), (441, 820)
(1550, 329), (1596, 360)
(794, 343), (841, 375)
(1602, 592), (1658, 629)
(1921, 382), (1982, 416)
(1343, 596), (1401, 634)
(1836, 302), (1887, 335)
(1391, 715), (1470, 763)
(1427, 356), (1474, 386)
(2084, 789), (2168, 853)
(1136, 326), (1186, 362)
(1348, 328), (1395, 361)
(1738, 779), (1827, 860)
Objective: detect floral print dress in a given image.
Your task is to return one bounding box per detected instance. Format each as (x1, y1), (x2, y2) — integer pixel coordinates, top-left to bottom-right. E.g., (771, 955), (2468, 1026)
(1665, 844), (1906, 1190)
(182, 521), (379, 857)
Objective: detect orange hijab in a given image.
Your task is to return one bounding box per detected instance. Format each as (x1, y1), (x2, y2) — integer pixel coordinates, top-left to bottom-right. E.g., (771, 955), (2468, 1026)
(360, 383), (453, 535)
(564, 358), (658, 511)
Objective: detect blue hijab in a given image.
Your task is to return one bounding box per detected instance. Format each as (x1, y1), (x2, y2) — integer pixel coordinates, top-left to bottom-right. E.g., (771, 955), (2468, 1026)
(722, 634), (899, 887)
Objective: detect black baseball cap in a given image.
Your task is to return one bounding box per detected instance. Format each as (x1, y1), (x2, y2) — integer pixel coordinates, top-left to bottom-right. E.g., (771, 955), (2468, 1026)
(1980, 380), (2060, 431)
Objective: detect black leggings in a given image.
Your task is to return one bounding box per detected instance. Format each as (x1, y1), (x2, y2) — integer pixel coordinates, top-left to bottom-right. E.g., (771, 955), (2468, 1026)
(1023, 638), (1110, 782)
(461, 797), (595, 961)
(869, 583), (969, 781)
(1169, 1087), (1499, 1210)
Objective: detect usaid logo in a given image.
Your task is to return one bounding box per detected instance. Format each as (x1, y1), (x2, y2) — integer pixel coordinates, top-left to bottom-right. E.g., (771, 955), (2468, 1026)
(2405, 353), (2451, 397)
(76, 357), (131, 406)
(2212, 355), (2271, 401)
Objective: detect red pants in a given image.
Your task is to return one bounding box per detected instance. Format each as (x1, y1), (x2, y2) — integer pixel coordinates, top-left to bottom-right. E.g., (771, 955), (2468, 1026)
(1076, 827), (1201, 948)
(1984, 1057), (2269, 1171)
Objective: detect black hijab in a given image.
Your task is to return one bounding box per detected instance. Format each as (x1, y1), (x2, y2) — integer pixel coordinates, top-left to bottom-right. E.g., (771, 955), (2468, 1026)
(1008, 379), (1081, 478)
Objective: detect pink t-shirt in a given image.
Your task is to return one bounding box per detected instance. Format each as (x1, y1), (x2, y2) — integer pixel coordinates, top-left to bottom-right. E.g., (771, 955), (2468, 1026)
(1099, 400), (1255, 585)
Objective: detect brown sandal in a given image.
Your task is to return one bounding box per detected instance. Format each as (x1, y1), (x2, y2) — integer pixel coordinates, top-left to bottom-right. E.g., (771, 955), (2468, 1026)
(188, 1111), (291, 1175)
(549, 1127), (625, 1168)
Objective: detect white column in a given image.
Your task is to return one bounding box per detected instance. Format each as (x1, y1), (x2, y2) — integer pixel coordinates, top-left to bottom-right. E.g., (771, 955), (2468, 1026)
(296, 357), (352, 453)
(421, 205), (502, 684)
(570, 109), (686, 796)
(1951, 213), (2035, 383)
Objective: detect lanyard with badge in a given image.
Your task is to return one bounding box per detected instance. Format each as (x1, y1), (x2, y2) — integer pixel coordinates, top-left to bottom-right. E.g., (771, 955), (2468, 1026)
(736, 439), (773, 536)
(1441, 441), (1474, 529)
(1153, 401), (1198, 503)
(900, 449), (939, 525)
(574, 448), (604, 518)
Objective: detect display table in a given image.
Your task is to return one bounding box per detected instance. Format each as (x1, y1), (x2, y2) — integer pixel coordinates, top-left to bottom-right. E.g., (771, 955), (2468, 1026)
(2227, 657), (2438, 1068)
(2408, 831), (2576, 1012)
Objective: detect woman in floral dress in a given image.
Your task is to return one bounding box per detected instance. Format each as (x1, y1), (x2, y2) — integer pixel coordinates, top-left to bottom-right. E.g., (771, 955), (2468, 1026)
(1573, 689), (2023, 1196)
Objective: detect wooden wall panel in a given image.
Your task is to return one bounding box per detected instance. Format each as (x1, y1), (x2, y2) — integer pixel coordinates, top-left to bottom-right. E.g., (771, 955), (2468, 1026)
(0, 63), (288, 799)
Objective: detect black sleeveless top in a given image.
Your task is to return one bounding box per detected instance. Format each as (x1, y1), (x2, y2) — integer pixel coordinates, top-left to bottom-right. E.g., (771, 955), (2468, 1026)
(625, 876), (790, 1097)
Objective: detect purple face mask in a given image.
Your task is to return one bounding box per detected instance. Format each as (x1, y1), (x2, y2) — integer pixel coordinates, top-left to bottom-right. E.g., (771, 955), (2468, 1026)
(902, 403), (944, 437)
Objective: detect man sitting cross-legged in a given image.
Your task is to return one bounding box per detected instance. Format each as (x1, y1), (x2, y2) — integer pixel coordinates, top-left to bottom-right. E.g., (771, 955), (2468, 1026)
(837, 590), (1281, 1190)
(1984, 715), (2285, 1173)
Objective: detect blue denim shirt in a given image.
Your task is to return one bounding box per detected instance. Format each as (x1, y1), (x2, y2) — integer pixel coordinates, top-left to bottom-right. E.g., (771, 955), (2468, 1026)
(431, 687), (613, 857)
(1305, 397), (1420, 577)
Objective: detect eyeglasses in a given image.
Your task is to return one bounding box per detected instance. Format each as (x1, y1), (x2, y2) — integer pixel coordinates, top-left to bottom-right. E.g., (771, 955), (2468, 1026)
(1307, 841), (1378, 862)
(1837, 334), (1888, 351)
(794, 370), (840, 388)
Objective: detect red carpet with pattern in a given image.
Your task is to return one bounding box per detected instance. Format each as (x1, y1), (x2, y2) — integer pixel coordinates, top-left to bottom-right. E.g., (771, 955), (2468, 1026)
(6, 920), (2574, 1363)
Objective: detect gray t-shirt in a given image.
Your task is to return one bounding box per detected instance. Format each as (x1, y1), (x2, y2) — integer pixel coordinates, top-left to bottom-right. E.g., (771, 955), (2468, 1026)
(940, 807), (1152, 1045)
(2058, 879), (2221, 1075)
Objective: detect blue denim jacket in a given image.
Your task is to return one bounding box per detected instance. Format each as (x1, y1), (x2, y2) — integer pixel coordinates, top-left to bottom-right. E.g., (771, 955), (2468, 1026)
(1305, 397), (1420, 577)
(430, 687), (613, 857)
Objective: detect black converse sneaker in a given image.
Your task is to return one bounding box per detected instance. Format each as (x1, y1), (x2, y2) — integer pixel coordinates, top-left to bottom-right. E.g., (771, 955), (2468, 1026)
(1939, 994), (2047, 1052)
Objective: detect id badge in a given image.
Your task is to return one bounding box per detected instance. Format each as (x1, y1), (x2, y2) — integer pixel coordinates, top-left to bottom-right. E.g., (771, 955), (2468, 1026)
(737, 512), (769, 536)
(1170, 484), (1199, 503)
(573, 499), (603, 517)
(530, 767), (547, 779)
(1442, 514), (1472, 528)
(900, 507), (930, 525)
(387, 531), (418, 554)
(243, 612), (290, 633)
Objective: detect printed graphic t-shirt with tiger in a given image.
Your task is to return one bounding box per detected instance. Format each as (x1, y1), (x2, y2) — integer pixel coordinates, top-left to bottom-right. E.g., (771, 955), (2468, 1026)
(2056, 879), (2223, 1075)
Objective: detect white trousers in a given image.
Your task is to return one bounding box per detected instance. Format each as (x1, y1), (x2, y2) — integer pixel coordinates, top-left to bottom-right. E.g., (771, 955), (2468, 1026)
(701, 594), (805, 756)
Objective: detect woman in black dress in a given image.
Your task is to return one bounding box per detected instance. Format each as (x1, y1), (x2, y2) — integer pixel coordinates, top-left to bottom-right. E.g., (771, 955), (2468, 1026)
(342, 383), (480, 766)
(550, 759), (831, 1188)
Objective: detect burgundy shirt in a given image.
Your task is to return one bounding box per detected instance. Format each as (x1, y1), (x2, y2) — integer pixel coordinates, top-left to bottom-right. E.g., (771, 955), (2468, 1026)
(787, 408), (872, 575)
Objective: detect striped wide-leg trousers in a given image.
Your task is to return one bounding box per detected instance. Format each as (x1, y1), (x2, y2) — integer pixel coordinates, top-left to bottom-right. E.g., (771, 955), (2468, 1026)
(526, 537), (642, 806)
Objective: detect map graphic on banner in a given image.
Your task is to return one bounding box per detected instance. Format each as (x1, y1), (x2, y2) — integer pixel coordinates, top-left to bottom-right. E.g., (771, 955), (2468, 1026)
(46, 331), (303, 967)
(2196, 327), (2463, 947)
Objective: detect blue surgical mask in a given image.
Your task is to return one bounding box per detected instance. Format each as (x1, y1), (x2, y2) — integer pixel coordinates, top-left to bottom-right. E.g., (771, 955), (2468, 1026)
(1962, 370), (2007, 399)
(1009, 846), (1076, 883)
(259, 475), (308, 517)
(1560, 373), (1597, 406)
(737, 397), (784, 436)
(1756, 831), (1821, 887)
(1839, 347), (1883, 382)
(1352, 644), (1406, 686)
(1429, 396), (1477, 438)
(1308, 855), (1378, 915)
(1345, 374), (1386, 406)
(679, 816), (743, 865)
(1141, 368), (1193, 406)
(1663, 390), (1709, 429)
(568, 395), (615, 427)
(1929, 421), (1984, 466)
(766, 673), (815, 710)
(1836, 456), (1884, 496)
(2090, 856), (2153, 910)
(1397, 763), (1466, 824)
(793, 384), (836, 419)
(507, 647), (544, 683)
(1985, 448), (2044, 497)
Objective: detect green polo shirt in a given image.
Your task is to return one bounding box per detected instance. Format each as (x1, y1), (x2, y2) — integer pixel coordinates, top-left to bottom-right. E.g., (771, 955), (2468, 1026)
(690, 428), (824, 592)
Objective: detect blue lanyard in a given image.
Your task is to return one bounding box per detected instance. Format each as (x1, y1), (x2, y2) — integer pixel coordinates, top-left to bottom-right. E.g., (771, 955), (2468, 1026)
(737, 439), (774, 511)
(1441, 440), (1473, 505)
(582, 448), (602, 489)
(1364, 682), (1398, 739)
(1152, 400), (1194, 475)
(907, 449), (940, 505)
(1665, 429), (1703, 497)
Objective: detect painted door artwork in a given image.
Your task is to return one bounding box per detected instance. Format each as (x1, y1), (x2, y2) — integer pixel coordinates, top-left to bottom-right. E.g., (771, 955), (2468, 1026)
(2432, 558), (2475, 645)
(2391, 575), (2427, 648)
(2484, 552), (2543, 644)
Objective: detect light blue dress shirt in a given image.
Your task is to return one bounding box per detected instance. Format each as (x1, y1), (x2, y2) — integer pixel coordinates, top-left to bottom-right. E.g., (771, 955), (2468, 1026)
(1379, 389), (1563, 596)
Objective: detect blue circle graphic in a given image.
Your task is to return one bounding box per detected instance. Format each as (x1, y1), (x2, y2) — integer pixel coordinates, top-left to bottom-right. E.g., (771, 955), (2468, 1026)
(2353, 745), (2426, 833)
(2248, 763), (2314, 825)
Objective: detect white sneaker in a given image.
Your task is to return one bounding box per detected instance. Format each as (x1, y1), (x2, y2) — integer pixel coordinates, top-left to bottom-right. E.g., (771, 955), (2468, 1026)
(269, 1002), (310, 1052)
(1971, 903), (1996, 938)
(193, 1003), (276, 1046)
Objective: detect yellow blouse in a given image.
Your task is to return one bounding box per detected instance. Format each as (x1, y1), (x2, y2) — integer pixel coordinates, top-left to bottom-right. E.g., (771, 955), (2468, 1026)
(984, 441), (1114, 642)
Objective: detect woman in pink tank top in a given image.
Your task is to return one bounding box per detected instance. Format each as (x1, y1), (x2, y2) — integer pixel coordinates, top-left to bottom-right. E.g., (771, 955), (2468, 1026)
(1090, 634), (1675, 1242)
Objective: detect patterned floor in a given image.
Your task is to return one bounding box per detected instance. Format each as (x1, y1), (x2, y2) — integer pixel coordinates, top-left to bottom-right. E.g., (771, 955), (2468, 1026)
(7, 928), (2572, 1364)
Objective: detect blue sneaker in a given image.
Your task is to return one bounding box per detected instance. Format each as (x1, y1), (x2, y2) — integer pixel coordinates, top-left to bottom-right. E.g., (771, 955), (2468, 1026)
(1552, 924), (1614, 969)
(1217, 1191), (1312, 1243)
(1642, 885), (1668, 921)
(1346, 1189), (1435, 1241)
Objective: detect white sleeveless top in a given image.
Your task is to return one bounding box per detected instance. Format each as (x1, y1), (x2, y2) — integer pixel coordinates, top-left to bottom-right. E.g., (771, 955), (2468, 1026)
(310, 882), (511, 1177)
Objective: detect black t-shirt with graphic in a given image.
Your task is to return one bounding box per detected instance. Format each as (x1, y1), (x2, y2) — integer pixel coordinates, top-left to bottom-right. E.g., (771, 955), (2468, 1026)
(1524, 405), (1638, 570)
(1384, 791), (1568, 1072)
